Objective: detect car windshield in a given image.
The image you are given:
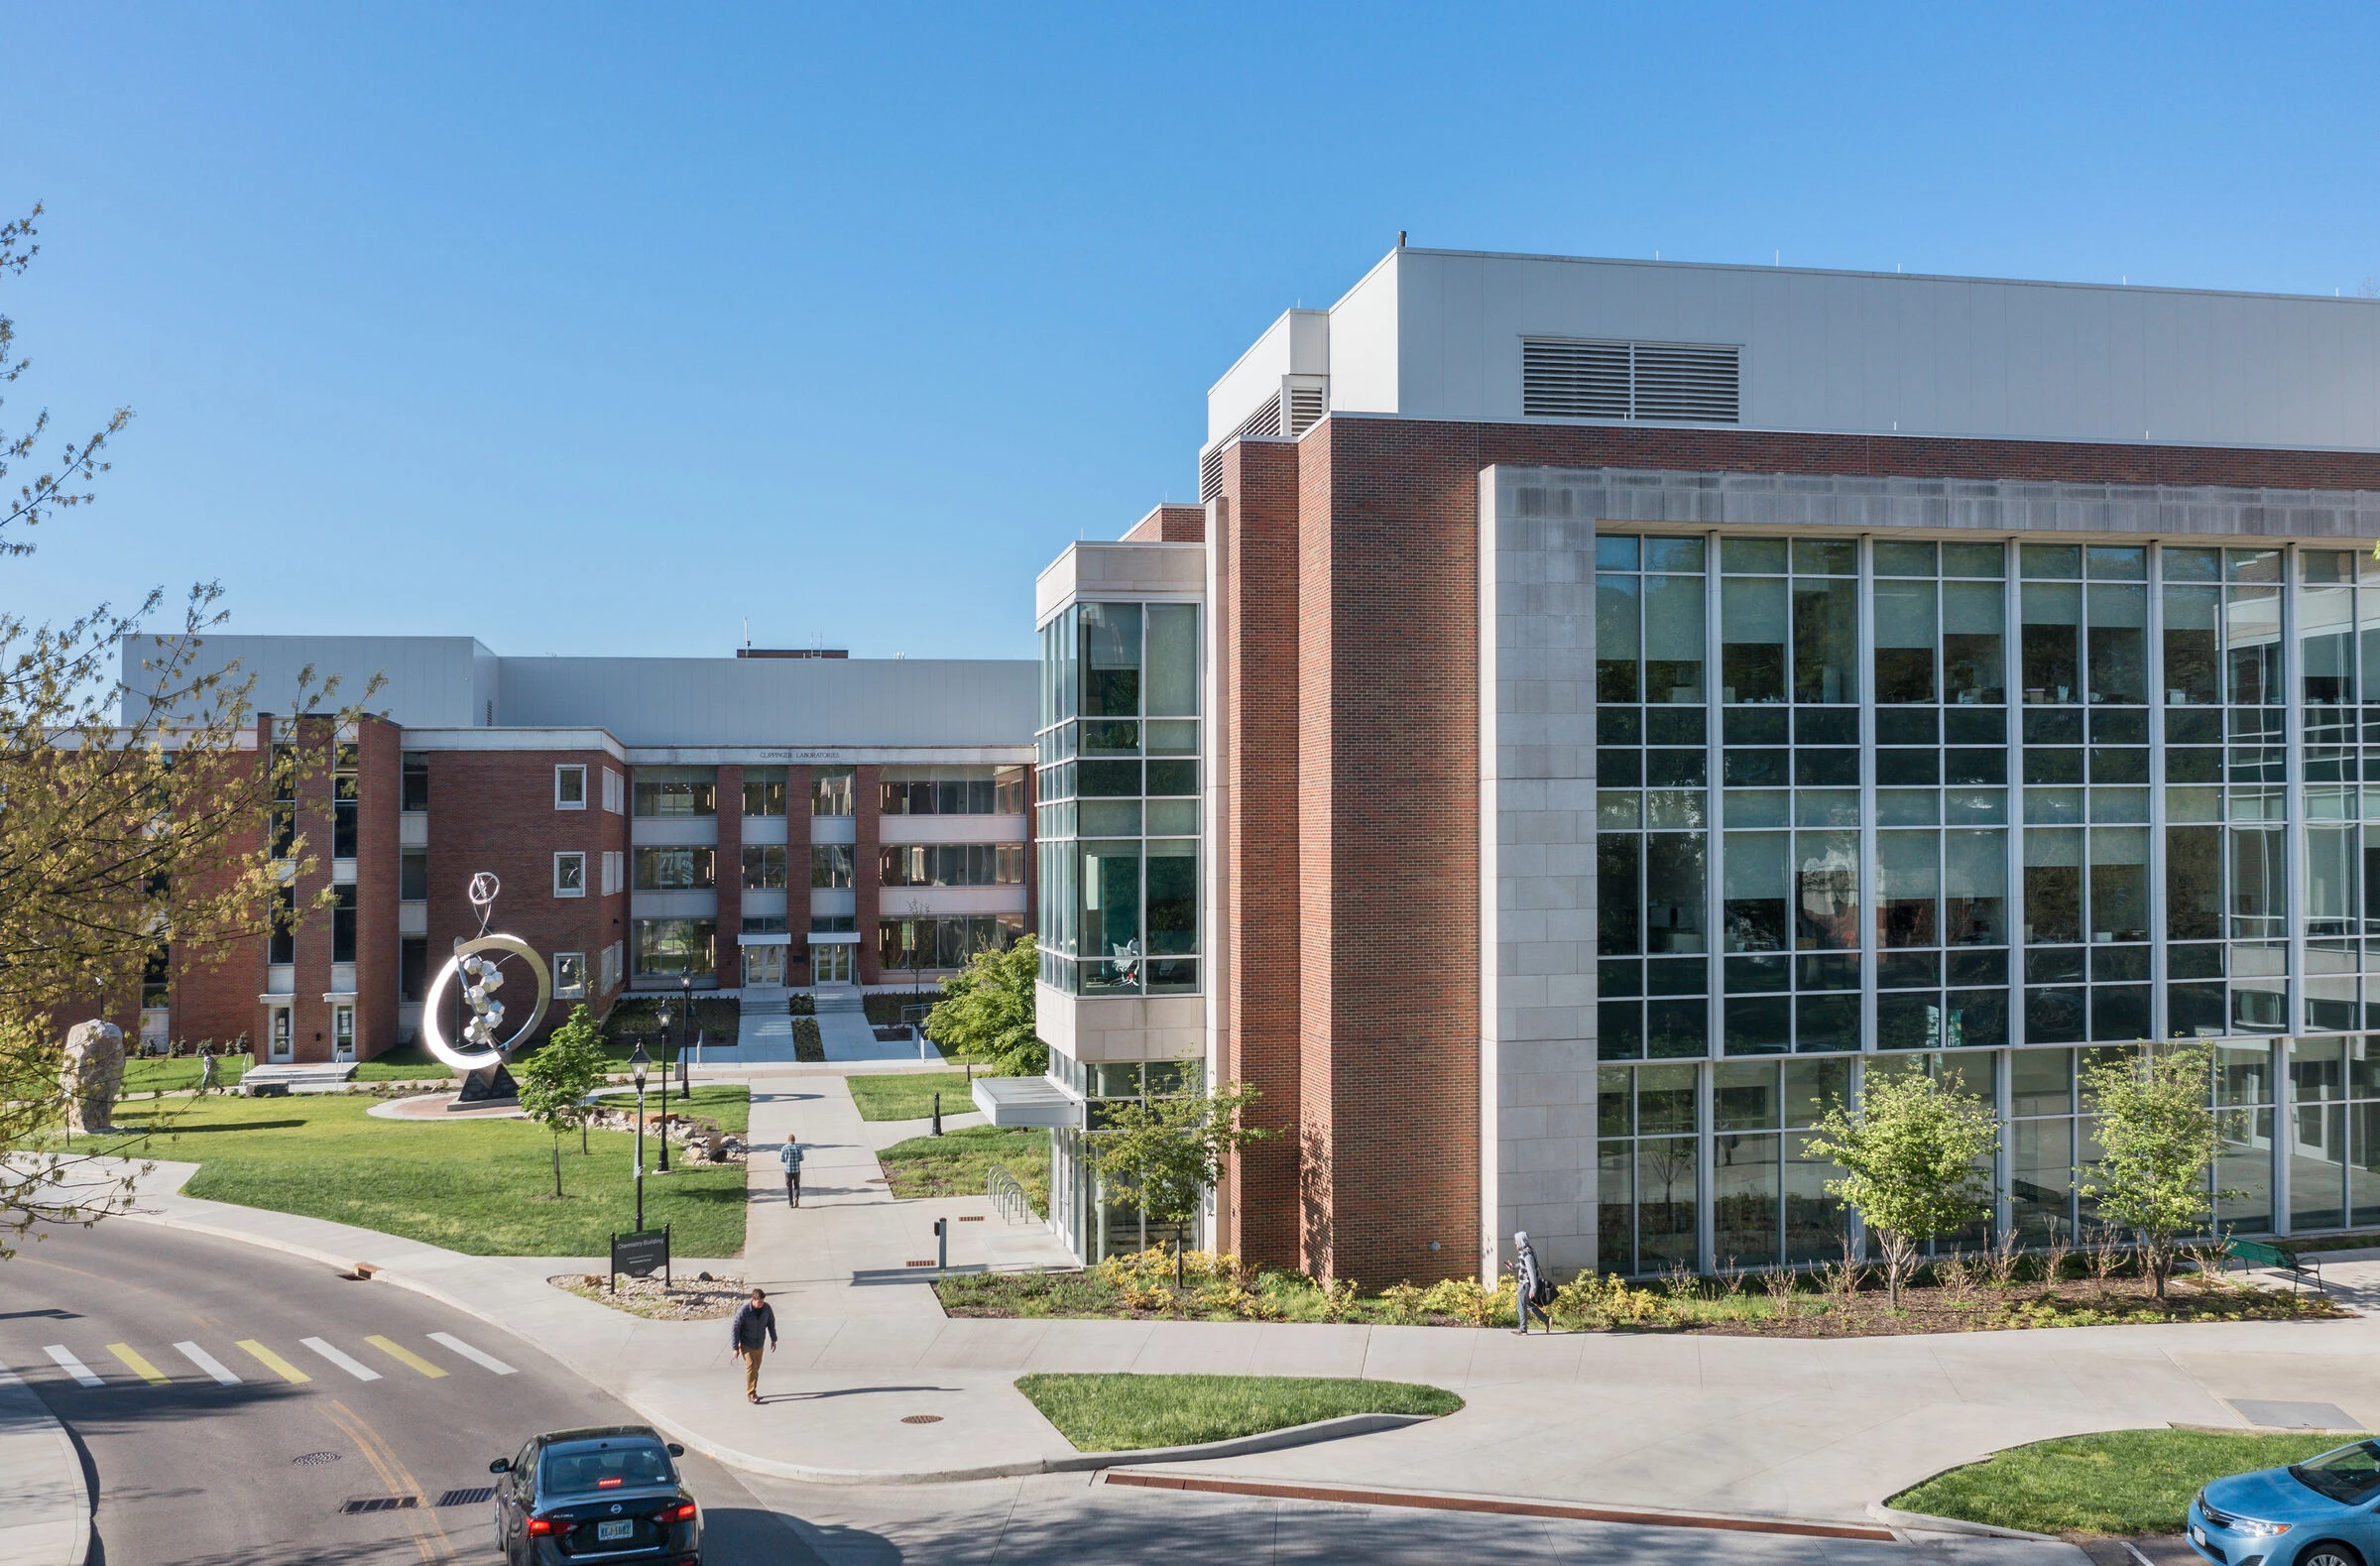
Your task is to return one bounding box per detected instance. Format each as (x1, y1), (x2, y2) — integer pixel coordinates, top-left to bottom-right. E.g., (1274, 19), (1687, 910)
(538, 1439), (675, 1495)
(2290, 1442), (2380, 1505)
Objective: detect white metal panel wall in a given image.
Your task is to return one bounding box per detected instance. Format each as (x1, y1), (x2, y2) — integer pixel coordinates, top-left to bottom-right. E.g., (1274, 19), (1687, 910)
(1314, 249), (2380, 449)
(495, 658), (1036, 749)
(121, 635), (493, 728)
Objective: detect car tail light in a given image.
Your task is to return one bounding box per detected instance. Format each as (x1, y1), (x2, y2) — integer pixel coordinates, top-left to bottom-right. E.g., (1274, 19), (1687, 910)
(655, 1501), (697, 1522)
(526, 1515), (554, 1536)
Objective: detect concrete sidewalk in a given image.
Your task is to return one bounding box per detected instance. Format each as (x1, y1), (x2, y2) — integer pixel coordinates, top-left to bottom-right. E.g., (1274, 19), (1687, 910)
(32, 1075), (2380, 1524)
(0, 1367), (86, 1566)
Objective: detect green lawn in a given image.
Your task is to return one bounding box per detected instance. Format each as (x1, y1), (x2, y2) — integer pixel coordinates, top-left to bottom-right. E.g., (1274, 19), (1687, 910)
(92, 1086), (752, 1258)
(1013, 1373), (1463, 1452)
(1891, 1429), (2370, 1536)
(879, 1125), (1047, 1215)
(124, 1053), (254, 1093)
(847, 1070), (991, 1122)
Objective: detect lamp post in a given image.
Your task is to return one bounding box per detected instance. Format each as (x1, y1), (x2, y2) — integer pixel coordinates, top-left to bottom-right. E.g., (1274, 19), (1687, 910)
(629, 1040), (651, 1231)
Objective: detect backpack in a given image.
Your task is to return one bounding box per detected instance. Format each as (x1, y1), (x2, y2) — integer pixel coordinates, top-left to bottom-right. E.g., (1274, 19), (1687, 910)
(1532, 1272), (1556, 1307)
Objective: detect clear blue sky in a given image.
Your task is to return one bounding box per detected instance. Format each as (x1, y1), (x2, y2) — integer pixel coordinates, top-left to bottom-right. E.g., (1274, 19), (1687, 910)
(6, 4), (2378, 661)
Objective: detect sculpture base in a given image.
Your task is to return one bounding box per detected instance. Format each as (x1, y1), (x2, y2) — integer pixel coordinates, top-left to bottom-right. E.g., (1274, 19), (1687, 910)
(452, 1063), (519, 1108)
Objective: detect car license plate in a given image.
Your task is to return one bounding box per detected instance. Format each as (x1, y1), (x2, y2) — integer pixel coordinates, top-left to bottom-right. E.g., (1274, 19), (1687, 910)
(2191, 1524), (2206, 1547)
(597, 1520), (635, 1542)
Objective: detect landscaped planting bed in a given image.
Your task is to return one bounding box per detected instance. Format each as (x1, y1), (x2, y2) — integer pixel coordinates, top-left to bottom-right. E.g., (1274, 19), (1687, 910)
(1014, 1372), (1463, 1452)
(878, 1126), (1047, 1215)
(939, 1247), (2347, 1334)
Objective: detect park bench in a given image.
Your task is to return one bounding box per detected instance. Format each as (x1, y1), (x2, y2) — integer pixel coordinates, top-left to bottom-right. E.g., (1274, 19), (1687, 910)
(2224, 1238), (2324, 1293)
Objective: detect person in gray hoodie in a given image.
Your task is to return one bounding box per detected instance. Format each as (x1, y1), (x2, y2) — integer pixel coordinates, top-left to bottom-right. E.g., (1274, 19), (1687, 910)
(1509, 1231), (1552, 1334)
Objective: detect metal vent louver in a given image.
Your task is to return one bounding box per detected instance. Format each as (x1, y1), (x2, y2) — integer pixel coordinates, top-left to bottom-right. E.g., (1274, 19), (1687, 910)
(1199, 394), (1287, 500)
(1286, 384), (1326, 434)
(1522, 338), (1738, 423)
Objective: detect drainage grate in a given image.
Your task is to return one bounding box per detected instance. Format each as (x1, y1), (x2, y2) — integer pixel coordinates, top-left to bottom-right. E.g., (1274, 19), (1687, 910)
(292, 1452), (343, 1468)
(435, 1488), (497, 1507)
(900, 1414), (943, 1425)
(341, 1496), (420, 1514)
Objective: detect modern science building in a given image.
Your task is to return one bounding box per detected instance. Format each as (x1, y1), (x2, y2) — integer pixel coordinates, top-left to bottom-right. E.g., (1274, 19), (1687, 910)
(1020, 243), (2380, 1281)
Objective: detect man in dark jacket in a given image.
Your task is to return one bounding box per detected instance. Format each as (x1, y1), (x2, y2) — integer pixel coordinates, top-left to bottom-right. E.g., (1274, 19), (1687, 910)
(730, 1287), (777, 1403)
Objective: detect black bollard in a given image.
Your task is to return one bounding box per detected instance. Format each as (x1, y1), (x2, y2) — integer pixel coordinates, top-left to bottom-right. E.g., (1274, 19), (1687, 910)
(930, 1091), (942, 1138)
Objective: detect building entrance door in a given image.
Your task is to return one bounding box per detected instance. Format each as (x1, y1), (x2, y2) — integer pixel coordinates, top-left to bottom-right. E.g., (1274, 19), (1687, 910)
(812, 944), (852, 985)
(268, 1008), (294, 1062)
(743, 946), (785, 987)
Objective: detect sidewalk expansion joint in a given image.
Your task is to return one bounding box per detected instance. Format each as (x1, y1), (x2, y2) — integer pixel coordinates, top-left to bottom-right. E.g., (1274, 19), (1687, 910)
(1099, 1474), (1899, 1542)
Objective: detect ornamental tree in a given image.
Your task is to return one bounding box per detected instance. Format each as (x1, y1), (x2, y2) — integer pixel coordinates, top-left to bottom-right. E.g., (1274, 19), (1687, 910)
(0, 205), (361, 1257)
(516, 1006), (612, 1196)
(924, 935), (1046, 1077)
(1805, 1066), (2000, 1308)
(2078, 1043), (2222, 1298)
(1091, 1080), (1270, 1288)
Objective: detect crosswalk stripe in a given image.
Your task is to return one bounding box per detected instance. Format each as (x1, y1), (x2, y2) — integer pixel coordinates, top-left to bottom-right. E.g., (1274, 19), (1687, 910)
(364, 1335), (446, 1379)
(174, 1342), (241, 1385)
(44, 1345), (102, 1387)
(236, 1340), (310, 1384)
(300, 1337), (381, 1382)
(427, 1332), (516, 1376)
(105, 1343), (169, 1385)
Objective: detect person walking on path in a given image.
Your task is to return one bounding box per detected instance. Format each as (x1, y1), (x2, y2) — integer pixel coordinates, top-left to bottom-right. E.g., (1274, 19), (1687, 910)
(777, 1138), (804, 1207)
(197, 1044), (218, 1096)
(1509, 1230), (1552, 1334)
(730, 1287), (777, 1403)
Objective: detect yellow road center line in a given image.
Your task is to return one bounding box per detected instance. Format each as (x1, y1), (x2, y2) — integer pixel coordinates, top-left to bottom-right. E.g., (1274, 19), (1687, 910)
(104, 1343), (168, 1385)
(325, 1400), (451, 1563)
(235, 1339), (311, 1383)
(364, 1336), (447, 1379)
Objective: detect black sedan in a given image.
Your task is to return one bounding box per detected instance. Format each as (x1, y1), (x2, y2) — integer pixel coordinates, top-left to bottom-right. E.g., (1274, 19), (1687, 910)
(489, 1425), (701, 1565)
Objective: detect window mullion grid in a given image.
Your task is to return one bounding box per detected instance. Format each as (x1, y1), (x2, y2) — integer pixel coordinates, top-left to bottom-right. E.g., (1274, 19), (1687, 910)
(1695, 1059), (1716, 1274)
(2004, 539), (2027, 1048)
(2286, 545), (2308, 1038)
(2147, 542), (2169, 1047)
(1705, 533), (1724, 1065)
(1857, 534), (1877, 1054)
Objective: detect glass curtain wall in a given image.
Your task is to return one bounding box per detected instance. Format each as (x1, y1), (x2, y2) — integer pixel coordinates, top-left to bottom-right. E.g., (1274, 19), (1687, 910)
(1035, 601), (1201, 998)
(1592, 532), (2380, 1270)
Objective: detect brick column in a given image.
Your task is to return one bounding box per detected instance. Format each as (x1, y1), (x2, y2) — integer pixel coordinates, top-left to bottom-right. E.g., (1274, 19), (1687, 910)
(291, 714), (336, 1063)
(714, 766), (743, 990)
(354, 715), (402, 1059)
(1213, 440), (1307, 1272)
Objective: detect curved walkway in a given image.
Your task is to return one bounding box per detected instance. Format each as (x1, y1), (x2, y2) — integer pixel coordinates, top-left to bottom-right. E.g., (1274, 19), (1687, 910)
(21, 1087), (2380, 1524)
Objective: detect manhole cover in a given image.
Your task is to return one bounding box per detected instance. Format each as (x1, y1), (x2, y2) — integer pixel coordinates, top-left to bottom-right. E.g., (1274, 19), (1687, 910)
(900, 1414), (943, 1425)
(292, 1452), (343, 1467)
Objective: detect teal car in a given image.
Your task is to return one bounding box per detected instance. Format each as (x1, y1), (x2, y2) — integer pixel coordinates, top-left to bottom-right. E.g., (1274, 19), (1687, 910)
(2190, 1441), (2380, 1566)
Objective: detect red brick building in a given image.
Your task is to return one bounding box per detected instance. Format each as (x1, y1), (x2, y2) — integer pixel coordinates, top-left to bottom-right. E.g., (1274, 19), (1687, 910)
(125, 641), (1034, 1063)
(1021, 245), (2380, 1282)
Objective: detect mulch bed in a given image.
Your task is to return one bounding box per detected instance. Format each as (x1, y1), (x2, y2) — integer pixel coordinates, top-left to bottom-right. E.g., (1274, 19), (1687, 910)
(549, 1269), (750, 1320)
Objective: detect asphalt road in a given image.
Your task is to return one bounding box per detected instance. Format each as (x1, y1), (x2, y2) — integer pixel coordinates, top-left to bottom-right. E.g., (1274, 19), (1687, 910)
(3, 1221), (2084, 1566)
(0, 1221), (818, 1566)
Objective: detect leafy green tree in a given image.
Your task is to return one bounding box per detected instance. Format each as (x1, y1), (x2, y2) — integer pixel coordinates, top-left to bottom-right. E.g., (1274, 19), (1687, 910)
(0, 205), (362, 1257)
(517, 1006), (610, 1195)
(1092, 1081), (1270, 1287)
(2079, 1044), (2223, 1298)
(925, 935), (1046, 1076)
(1805, 1067), (1999, 1308)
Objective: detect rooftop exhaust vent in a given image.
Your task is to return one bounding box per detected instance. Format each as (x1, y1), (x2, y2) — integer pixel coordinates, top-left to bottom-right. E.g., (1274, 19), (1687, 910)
(1522, 338), (1739, 423)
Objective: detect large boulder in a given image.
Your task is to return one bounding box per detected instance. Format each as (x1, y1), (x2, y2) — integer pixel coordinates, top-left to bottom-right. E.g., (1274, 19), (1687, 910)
(60, 1020), (125, 1134)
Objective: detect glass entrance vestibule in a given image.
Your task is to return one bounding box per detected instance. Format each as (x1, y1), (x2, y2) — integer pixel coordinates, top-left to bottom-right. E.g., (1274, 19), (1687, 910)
(1598, 1037), (2380, 1275)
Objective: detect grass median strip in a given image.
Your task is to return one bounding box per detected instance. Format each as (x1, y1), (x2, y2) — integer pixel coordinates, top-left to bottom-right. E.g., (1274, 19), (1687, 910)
(1889, 1428), (2374, 1537)
(84, 1086), (750, 1256)
(1013, 1372), (1463, 1453)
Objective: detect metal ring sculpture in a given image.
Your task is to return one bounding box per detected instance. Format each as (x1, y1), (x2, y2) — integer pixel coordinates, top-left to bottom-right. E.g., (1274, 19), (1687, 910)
(420, 877), (552, 1073)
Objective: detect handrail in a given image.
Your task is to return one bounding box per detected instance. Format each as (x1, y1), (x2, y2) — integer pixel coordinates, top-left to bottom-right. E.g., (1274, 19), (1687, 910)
(986, 1163), (1031, 1225)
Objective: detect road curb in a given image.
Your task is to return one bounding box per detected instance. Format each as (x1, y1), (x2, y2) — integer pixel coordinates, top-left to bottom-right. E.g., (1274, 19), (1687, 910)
(114, 1202), (1438, 1487)
(638, 1408), (1440, 1486)
(1865, 1499), (2064, 1541)
(0, 1366), (90, 1566)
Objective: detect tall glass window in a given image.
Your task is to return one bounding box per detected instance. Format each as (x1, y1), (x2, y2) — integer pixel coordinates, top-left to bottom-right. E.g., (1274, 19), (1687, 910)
(1035, 600), (1201, 996)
